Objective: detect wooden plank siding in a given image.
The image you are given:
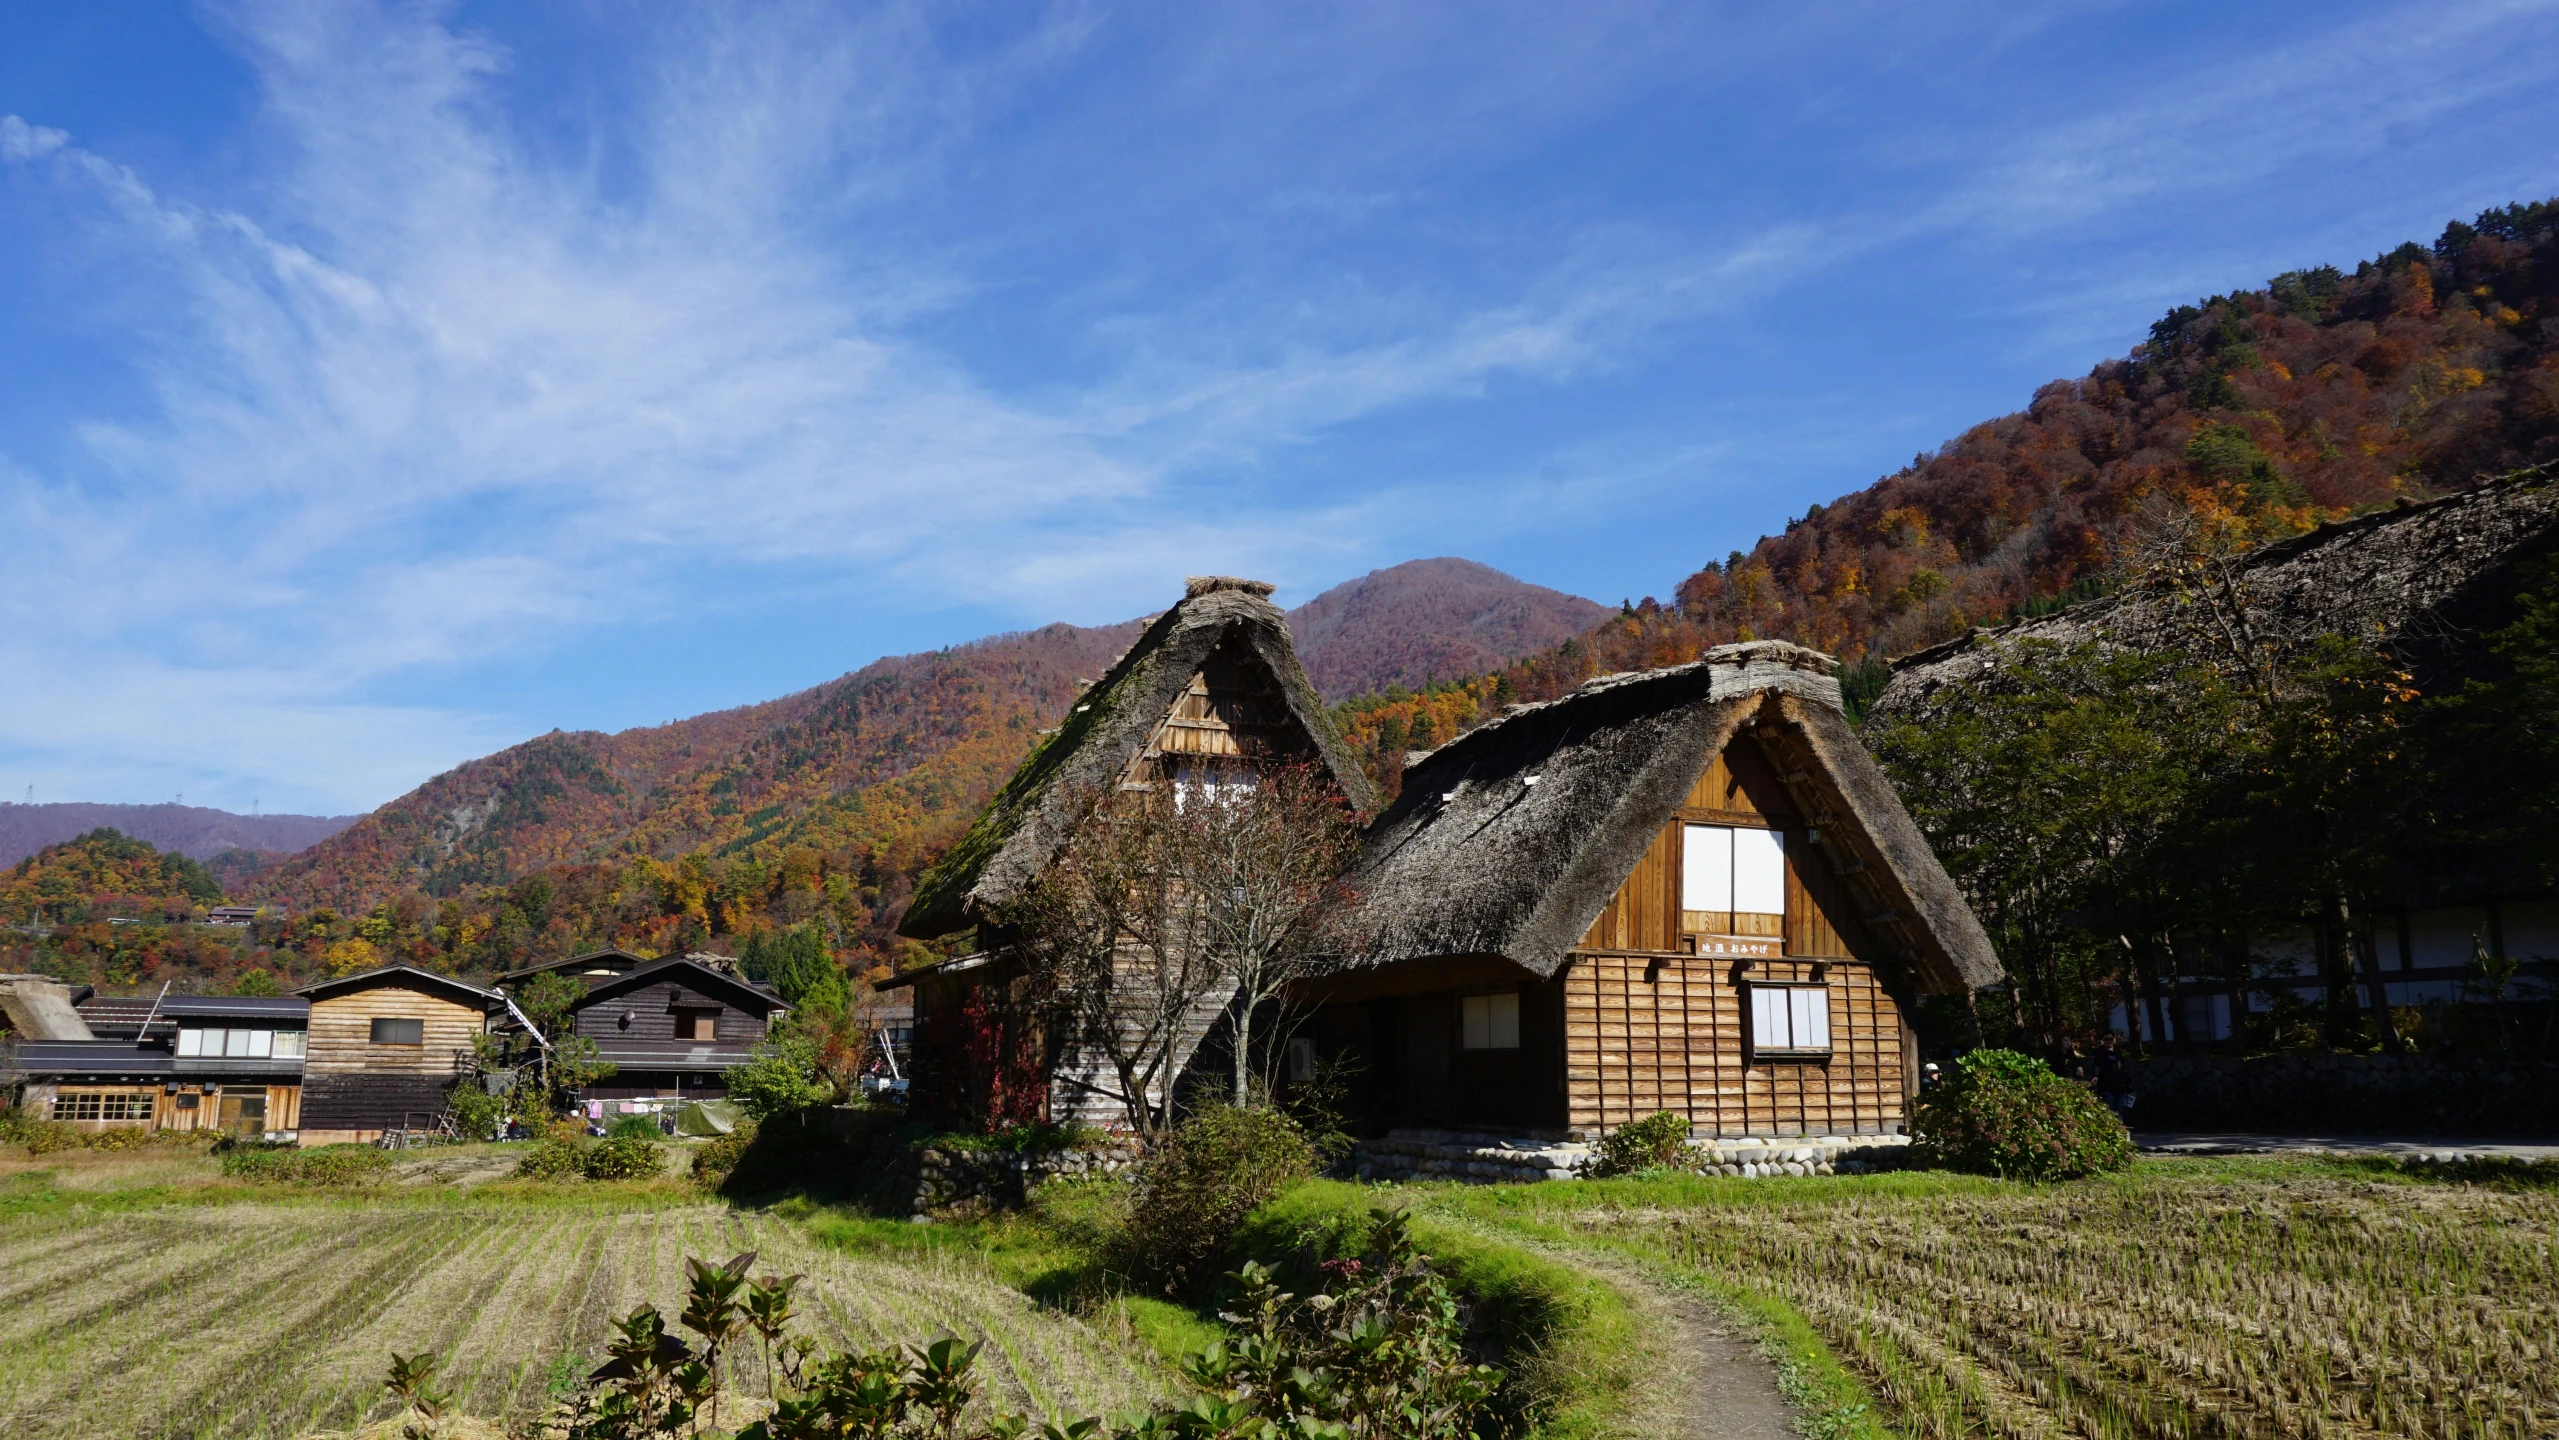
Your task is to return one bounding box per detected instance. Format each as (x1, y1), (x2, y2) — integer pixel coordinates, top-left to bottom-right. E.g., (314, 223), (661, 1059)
(1563, 730), (1912, 1137)
(306, 990), (484, 1077)
(1563, 955), (1907, 1135)
(571, 981), (766, 1048)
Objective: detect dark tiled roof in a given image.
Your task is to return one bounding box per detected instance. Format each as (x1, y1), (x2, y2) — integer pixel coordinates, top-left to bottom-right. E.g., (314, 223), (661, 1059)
(12, 1041), (303, 1080)
(297, 965), (501, 1008)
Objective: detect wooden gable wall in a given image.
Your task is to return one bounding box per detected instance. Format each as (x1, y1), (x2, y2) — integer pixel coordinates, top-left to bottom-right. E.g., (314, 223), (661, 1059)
(573, 979), (770, 1047)
(306, 988), (485, 1077)
(1563, 729), (1915, 1138)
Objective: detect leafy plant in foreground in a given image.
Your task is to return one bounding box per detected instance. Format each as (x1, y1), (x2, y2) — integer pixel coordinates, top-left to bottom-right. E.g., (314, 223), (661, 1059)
(403, 1205), (1505, 1440)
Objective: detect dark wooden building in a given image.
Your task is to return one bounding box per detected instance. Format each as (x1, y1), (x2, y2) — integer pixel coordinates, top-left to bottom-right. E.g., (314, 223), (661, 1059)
(561, 956), (787, 1102)
(1305, 641), (1999, 1140)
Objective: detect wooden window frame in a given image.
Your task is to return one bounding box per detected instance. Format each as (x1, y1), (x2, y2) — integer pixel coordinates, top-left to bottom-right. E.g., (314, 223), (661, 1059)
(673, 1007), (720, 1042)
(1742, 981), (1833, 1063)
(369, 1017), (426, 1046)
(1459, 991), (1521, 1051)
(51, 1090), (156, 1123)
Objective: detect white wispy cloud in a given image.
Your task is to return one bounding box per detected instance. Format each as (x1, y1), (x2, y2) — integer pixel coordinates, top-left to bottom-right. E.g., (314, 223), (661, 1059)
(1, 0), (2551, 811)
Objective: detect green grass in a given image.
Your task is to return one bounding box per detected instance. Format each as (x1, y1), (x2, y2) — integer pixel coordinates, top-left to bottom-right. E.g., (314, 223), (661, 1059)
(1385, 1155), (2559, 1440)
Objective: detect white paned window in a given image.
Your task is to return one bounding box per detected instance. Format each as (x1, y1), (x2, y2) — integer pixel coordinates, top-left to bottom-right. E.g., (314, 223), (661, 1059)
(1461, 992), (1521, 1050)
(273, 1030), (307, 1059)
(223, 1028), (255, 1058)
(1748, 985), (1831, 1057)
(1734, 828), (1787, 915)
(1680, 825), (1733, 912)
(176, 1028), (206, 1057)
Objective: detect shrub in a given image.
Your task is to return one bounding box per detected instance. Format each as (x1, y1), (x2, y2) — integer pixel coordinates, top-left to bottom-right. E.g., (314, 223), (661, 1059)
(1124, 1105), (1314, 1294)
(724, 1035), (829, 1121)
(690, 1123), (757, 1189)
(928, 1120), (1109, 1154)
(447, 1234), (1503, 1440)
(445, 1083), (503, 1141)
(583, 1131), (665, 1181)
(606, 1113), (662, 1141)
(514, 1139), (590, 1181)
(1587, 1110), (1699, 1176)
(1912, 1048), (2135, 1181)
(219, 1143), (393, 1186)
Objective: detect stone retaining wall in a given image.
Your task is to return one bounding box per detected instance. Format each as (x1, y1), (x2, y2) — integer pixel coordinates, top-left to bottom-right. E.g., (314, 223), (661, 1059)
(2128, 1053), (2559, 1136)
(906, 1143), (1140, 1216)
(1351, 1128), (1914, 1183)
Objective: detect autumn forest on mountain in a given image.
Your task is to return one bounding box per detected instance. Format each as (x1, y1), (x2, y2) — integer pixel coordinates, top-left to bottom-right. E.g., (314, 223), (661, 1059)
(8, 198), (2558, 1005)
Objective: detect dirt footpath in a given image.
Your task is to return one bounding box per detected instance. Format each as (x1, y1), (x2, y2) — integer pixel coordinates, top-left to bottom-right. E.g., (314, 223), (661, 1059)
(1571, 1255), (1798, 1440)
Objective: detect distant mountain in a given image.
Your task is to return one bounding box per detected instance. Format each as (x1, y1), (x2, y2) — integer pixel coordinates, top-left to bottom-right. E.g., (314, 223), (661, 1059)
(246, 560), (1602, 961)
(0, 802), (357, 869)
(1328, 197), (2559, 776)
(1287, 558), (1608, 698)
(251, 619), (1151, 939)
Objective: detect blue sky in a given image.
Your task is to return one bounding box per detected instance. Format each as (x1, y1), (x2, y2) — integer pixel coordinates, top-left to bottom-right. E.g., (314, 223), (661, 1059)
(3, 1), (2556, 815)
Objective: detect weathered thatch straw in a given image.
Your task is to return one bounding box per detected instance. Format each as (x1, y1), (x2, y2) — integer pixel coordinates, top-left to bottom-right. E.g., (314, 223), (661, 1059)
(899, 578), (1376, 939)
(1879, 468), (2559, 719)
(1334, 640), (1999, 993)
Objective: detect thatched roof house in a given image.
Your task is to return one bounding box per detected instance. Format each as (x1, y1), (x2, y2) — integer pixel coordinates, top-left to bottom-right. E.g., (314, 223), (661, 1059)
(1338, 641), (1997, 994)
(1879, 471), (2559, 720)
(1296, 640), (1995, 1141)
(891, 576), (1378, 1128)
(900, 576), (1379, 943)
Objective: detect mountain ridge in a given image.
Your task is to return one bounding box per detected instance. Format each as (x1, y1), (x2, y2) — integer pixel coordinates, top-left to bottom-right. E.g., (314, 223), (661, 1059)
(0, 803), (357, 870)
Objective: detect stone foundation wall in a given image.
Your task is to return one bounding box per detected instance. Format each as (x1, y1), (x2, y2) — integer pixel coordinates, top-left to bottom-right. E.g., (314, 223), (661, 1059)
(1351, 1128), (1914, 1183)
(2128, 1053), (2559, 1136)
(905, 1143), (1140, 1216)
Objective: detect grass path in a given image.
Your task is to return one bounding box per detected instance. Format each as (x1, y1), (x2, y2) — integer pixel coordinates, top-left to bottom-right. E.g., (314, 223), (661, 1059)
(0, 1196), (1173, 1440)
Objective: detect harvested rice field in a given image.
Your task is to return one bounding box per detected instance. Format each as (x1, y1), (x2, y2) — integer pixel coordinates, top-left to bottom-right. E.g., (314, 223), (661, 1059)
(1573, 1167), (2559, 1440)
(0, 1199), (1171, 1440)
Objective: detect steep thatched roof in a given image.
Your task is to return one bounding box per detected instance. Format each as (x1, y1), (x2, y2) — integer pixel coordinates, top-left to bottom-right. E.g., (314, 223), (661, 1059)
(898, 577), (1380, 940)
(1333, 641), (1999, 994)
(1879, 470), (2559, 720)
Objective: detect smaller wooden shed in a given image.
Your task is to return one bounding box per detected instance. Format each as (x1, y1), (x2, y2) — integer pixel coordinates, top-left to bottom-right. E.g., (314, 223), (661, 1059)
(295, 966), (498, 1145)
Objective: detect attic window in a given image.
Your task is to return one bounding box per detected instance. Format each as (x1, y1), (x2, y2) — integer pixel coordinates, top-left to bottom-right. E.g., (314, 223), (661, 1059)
(1746, 984), (1830, 1061)
(1682, 824), (1786, 937)
(674, 1008), (719, 1042)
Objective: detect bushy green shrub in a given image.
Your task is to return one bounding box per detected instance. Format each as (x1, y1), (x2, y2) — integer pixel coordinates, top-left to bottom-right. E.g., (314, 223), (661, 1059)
(514, 1139), (590, 1181)
(724, 1035), (829, 1121)
(605, 1113), (662, 1141)
(0, 1108), (213, 1154)
(689, 1123), (757, 1189)
(445, 1083), (503, 1141)
(1587, 1110), (1700, 1176)
(1911, 1048), (2134, 1181)
(219, 1142), (393, 1186)
(1124, 1105), (1314, 1294)
(583, 1131), (665, 1181)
